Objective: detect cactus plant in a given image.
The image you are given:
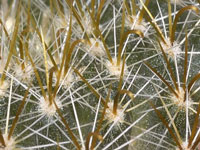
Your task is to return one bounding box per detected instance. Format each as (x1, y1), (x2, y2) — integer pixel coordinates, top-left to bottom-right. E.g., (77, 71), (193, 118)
(0, 0), (200, 149)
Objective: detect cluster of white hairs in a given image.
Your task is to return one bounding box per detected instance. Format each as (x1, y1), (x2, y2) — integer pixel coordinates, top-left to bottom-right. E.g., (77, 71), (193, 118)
(0, 0), (200, 149)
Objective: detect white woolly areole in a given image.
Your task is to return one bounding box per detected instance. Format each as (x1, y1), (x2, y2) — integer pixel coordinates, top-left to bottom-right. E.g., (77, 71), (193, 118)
(0, 134), (17, 150)
(0, 80), (9, 97)
(125, 15), (147, 33)
(13, 63), (34, 84)
(105, 58), (128, 77)
(0, 58), (8, 74)
(160, 38), (181, 59)
(39, 96), (62, 117)
(105, 102), (124, 125)
(29, 37), (43, 58)
(82, 15), (94, 35)
(51, 67), (76, 89)
(5, 17), (15, 34)
(47, 58), (77, 88)
(55, 70), (76, 89)
(170, 87), (192, 109)
(85, 38), (106, 57)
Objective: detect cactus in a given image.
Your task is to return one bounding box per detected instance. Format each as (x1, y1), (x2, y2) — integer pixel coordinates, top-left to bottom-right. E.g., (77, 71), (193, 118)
(0, 0), (200, 149)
